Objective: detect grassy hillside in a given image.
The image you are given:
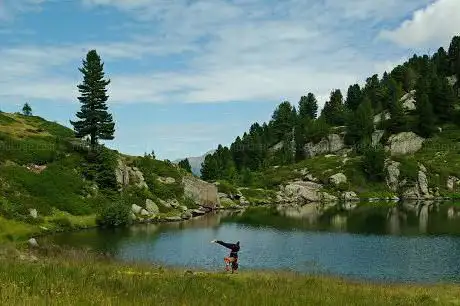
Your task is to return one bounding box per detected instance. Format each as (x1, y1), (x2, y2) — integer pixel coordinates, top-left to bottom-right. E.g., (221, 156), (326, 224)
(1, 248), (459, 306)
(0, 112), (194, 242)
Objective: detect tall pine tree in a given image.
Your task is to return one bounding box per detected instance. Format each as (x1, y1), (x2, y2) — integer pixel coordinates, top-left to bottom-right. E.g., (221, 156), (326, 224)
(70, 50), (115, 147)
(416, 93), (435, 137)
(22, 103), (32, 116)
(298, 93), (318, 120)
(345, 84), (362, 111)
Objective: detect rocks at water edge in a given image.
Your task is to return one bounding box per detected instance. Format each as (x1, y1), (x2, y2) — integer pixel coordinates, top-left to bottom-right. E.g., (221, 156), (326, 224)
(385, 160), (400, 192)
(447, 176), (460, 191)
(342, 191), (359, 202)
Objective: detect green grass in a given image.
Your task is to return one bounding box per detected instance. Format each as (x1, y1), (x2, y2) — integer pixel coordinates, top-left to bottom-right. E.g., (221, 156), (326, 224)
(1, 249), (459, 305)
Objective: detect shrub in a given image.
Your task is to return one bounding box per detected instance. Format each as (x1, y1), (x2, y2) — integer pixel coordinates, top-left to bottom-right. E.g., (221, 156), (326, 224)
(217, 180), (238, 195)
(96, 200), (132, 228)
(51, 217), (73, 229)
(362, 145), (386, 181)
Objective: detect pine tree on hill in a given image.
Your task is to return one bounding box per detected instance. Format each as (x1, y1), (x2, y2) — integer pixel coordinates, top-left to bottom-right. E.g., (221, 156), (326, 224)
(178, 159), (192, 173)
(70, 50), (115, 147)
(345, 84), (362, 111)
(298, 93), (318, 120)
(22, 103), (32, 116)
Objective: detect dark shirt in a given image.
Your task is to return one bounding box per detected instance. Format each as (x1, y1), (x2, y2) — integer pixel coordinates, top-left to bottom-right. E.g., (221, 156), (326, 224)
(216, 240), (240, 258)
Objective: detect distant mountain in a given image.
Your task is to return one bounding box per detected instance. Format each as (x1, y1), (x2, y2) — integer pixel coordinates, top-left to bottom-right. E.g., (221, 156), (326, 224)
(174, 150), (215, 176)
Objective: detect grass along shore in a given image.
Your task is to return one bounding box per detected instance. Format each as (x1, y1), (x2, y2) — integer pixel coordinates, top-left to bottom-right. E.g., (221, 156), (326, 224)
(1, 247), (460, 306)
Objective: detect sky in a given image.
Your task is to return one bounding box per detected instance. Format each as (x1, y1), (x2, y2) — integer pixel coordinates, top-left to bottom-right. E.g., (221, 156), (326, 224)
(0, 0), (459, 160)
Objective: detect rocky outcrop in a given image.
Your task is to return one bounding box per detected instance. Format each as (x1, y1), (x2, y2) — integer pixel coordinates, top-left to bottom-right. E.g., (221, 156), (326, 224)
(385, 160), (400, 192)
(386, 132), (425, 155)
(182, 175), (218, 209)
(329, 173), (347, 186)
(401, 90), (416, 110)
(401, 164), (433, 200)
(115, 159), (148, 189)
(304, 134), (345, 158)
(28, 238), (39, 248)
(447, 176), (460, 191)
(371, 130), (384, 147)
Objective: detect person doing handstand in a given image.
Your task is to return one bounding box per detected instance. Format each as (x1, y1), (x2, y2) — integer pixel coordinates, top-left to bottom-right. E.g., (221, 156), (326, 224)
(211, 239), (240, 273)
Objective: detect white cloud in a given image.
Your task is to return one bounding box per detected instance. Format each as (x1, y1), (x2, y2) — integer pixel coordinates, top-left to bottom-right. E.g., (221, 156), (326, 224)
(0, 0), (446, 109)
(379, 0), (460, 48)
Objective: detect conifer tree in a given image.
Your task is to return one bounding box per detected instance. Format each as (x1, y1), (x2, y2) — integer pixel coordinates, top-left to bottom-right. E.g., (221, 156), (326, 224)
(416, 93), (436, 137)
(298, 93), (318, 119)
(178, 159), (192, 173)
(70, 50), (115, 147)
(22, 103), (32, 116)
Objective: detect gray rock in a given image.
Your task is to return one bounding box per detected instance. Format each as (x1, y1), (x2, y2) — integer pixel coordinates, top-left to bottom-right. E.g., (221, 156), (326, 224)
(181, 211), (193, 220)
(371, 130), (384, 147)
(220, 197), (237, 208)
(418, 169), (430, 197)
(387, 132), (425, 156)
(402, 186), (420, 200)
(145, 199), (159, 214)
(373, 111), (391, 124)
(169, 199), (180, 209)
(28, 238), (39, 248)
(385, 159), (400, 192)
(320, 192), (338, 202)
(179, 205), (188, 212)
(401, 90), (416, 110)
(140, 209), (150, 216)
(29, 208), (38, 219)
(284, 181), (323, 203)
(342, 191), (359, 201)
(182, 175), (218, 209)
(131, 204), (143, 214)
(329, 173), (347, 186)
(304, 134), (345, 158)
(447, 176), (460, 191)
(239, 196), (250, 206)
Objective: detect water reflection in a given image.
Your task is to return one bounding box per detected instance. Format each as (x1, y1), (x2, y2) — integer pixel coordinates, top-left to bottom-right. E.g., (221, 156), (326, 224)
(227, 201), (460, 236)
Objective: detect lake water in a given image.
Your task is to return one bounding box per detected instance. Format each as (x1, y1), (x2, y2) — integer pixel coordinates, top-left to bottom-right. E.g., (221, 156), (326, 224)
(45, 201), (460, 284)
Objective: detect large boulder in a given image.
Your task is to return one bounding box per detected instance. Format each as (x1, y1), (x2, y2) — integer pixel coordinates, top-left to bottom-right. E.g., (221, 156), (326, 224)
(28, 238), (39, 248)
(182, 175), (219, 209)
(283, 181), (323, 203)
(342, 191), (359, 201)
(145, 199), (159, 214)
(131, 204), (143, 214)
(373, 111), (391, 124)
(329, 173), (347, 186)
(304, 134), (345, 158)
(387, 132), (425, 155)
